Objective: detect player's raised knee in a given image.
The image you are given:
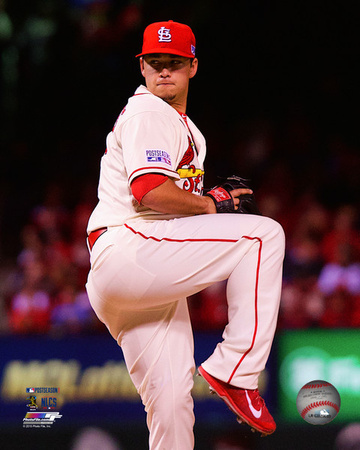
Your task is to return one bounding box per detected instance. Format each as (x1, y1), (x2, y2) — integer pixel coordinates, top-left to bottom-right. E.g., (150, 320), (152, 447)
(261, 216), (286, 247)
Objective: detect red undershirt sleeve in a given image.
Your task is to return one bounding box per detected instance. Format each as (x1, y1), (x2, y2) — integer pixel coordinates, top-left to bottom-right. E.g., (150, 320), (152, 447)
(131, 174), (169, 203)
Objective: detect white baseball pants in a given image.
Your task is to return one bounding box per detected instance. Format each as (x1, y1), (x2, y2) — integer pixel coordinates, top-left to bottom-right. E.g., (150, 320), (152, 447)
(86, 213), (285, 450)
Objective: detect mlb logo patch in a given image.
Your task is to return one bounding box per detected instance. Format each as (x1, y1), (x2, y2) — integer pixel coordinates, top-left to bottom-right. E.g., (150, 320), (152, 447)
(26, 388), (35, 393)
(146, 150), (171, 166)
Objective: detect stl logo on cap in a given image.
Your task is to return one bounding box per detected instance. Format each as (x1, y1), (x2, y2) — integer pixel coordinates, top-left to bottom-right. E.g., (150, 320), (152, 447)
(158, 26), (171, 42)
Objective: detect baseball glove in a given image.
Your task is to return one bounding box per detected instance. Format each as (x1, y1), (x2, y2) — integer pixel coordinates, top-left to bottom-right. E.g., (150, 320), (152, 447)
(204, 175), (261, 215)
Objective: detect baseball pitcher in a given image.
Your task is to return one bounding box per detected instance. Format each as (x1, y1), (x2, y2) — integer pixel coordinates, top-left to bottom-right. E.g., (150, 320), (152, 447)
(86, 20), (285, 450)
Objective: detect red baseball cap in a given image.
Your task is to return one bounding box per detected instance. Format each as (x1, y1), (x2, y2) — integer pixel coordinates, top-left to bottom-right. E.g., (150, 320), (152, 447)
(136, 20), (196, 59)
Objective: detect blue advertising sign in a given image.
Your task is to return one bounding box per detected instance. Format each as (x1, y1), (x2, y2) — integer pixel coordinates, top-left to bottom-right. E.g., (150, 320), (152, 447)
(0, 332), (275, 429)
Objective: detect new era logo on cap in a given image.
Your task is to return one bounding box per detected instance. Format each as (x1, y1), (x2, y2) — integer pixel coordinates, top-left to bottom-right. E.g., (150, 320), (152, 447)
(136, 20), (196, 59)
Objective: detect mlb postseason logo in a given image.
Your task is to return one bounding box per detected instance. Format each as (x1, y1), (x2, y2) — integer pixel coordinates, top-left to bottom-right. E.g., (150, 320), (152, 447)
(158, 26), (171, 42)
(26, 387), (59, 394)
(24, 387), (62, 428)
(146, 150), (171, 166)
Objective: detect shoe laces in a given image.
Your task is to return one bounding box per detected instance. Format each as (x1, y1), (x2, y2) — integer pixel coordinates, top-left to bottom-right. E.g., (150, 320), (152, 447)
(251, 389), (265, 409)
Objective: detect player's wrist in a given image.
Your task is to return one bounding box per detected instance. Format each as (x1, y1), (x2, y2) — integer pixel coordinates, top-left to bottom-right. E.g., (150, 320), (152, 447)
(203, 195), (217, 214)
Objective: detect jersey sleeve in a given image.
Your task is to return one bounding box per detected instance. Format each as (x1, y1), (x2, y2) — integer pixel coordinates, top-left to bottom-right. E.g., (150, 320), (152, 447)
(120, 111), (181, 184)
(131, 173), (168, 203)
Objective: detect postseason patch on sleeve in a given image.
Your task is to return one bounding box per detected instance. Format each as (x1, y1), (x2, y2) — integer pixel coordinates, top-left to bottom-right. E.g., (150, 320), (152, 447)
(146, 150), (171, 166)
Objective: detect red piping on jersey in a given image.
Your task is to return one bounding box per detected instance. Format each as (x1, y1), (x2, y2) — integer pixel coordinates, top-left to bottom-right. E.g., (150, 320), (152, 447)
(176, 109), (199, 156)
(123, 223), (262, 378)
(227, 236), (262, 385)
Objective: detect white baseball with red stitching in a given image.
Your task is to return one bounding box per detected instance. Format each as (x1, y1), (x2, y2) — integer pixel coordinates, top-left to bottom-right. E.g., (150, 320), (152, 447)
(296, 380), (341, 425)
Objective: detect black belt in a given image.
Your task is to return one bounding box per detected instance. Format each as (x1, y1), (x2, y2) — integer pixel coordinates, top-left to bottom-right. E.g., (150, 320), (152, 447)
(87, 227), (107, 250)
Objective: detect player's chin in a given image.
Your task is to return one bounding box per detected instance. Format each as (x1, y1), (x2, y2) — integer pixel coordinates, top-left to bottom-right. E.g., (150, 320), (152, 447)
(156, 84), (176, 96)
(158, 91), (177, 103)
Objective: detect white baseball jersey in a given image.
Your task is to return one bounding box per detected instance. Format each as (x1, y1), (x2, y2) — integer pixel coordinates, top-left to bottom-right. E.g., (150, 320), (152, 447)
(87, 85), (206, 233)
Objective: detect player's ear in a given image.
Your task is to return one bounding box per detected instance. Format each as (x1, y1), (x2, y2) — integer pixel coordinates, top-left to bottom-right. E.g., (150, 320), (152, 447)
(140, 57), (145, 77)
(189, 58), (198, 79)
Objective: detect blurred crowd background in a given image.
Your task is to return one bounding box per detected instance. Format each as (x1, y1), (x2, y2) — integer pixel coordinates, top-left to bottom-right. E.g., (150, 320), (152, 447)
(0, 0), (360, 337)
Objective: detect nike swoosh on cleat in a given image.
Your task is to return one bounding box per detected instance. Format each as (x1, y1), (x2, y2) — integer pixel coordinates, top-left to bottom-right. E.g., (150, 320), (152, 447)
(245, 390), (262, 419)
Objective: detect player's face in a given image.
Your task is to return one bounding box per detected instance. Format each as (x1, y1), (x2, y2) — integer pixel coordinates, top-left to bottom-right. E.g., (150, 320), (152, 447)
(140, 54), (198, 112)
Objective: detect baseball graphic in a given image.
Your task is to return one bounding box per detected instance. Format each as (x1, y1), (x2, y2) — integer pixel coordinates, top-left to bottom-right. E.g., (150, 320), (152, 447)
(296, 380), (341, 425)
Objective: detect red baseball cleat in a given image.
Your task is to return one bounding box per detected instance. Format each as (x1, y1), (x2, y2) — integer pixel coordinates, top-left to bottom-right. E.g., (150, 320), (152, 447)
(198, 365), (276, 436)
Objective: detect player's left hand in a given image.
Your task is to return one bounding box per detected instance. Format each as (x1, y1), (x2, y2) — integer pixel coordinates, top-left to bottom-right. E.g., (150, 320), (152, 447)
(204, 175), (262, 215)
